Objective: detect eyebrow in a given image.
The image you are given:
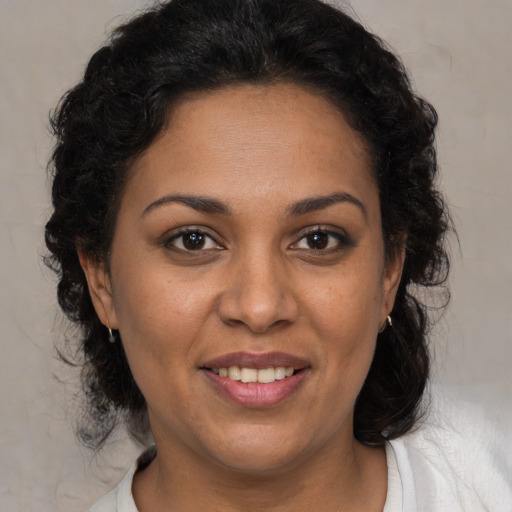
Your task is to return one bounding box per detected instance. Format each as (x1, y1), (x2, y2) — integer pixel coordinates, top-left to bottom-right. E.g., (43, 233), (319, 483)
(141, 194), (231, 217)
(141, 191), (367, 219)
(287, 192), (367, 219)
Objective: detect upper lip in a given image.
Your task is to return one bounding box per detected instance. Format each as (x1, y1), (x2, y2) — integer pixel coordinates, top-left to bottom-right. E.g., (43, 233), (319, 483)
(201, 351), (309, 370)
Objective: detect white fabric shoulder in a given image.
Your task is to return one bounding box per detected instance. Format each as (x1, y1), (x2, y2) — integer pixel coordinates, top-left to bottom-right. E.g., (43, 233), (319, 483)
(383, 442), (403, 512)
(87, 489), (117, 512)
(390, 396), (512, 512)
(87, 449), (150, 512)
(87, 463), (138, 512)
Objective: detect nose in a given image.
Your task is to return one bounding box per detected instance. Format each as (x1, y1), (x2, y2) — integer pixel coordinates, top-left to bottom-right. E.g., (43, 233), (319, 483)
(218, 252), (299, 334)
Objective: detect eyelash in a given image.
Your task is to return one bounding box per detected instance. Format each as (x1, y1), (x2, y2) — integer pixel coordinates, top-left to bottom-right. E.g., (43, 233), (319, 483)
(163, 228), (222, 252)
(162, 226), (354, 254)
(291, 227), (354, 253)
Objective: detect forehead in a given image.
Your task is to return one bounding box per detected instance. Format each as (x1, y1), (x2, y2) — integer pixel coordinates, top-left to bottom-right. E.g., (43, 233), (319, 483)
(126, 83), (377, 214)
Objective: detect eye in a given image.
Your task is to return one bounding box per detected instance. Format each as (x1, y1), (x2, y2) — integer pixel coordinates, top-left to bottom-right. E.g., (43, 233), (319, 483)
(292, 228), (353, 252)
(165, 229), (221, 252)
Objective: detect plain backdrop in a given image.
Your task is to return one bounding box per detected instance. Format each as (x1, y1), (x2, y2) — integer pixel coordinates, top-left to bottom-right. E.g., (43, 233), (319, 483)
(0, 0), (510, 510)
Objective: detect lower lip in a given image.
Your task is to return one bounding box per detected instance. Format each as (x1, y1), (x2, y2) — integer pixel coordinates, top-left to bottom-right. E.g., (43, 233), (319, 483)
(201, 369), (309, 408)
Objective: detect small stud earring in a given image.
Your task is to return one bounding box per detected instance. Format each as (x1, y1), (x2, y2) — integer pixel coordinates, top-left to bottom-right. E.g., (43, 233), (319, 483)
(378, 315), (393, 334)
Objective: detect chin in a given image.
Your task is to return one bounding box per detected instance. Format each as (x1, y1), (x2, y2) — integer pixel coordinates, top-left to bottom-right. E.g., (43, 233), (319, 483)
(214, 449), (306, 476)
(200, 425), (322, 476)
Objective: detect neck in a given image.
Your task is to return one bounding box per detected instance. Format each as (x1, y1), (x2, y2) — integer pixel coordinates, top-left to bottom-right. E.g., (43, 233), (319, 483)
(133, 434), (387, 512)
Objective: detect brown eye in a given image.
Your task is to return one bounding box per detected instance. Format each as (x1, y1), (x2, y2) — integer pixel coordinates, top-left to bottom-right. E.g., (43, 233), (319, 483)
(292, 228), (354, 253)
(182, 232), (205, 250)
(165, 229), (221, 252)
(306, 232), (329, 250)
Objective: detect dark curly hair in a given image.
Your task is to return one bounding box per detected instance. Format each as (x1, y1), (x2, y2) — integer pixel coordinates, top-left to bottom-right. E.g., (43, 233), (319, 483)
(45, 0), (450, 448)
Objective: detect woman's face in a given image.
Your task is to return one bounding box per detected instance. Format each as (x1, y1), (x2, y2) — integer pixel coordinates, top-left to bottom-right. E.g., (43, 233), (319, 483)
(84, 83), (403, 473)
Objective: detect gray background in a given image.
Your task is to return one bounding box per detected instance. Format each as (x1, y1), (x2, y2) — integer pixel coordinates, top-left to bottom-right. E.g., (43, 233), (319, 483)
(1, 0), (510, 510)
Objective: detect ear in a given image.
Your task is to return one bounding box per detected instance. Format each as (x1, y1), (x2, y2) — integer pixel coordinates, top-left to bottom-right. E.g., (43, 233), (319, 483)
(380, 238), (406, 321)
(78, 251), (118, 330)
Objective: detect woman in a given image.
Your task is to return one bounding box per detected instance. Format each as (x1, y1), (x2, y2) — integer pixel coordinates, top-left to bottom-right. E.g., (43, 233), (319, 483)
(45, 0), (510, 510)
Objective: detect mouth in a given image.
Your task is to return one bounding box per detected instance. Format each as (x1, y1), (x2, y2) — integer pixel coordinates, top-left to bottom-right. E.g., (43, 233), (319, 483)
(200, 352), (310, 407)
(207, 365), (296, 383)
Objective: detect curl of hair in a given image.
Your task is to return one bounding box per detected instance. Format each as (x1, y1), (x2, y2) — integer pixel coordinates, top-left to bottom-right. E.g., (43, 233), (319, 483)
(45, 0), (451, 448)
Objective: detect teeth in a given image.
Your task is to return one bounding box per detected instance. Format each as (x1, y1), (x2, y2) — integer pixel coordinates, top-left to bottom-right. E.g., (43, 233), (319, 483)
(228, 366), (241, 381)
(257, 367), (276, 384)
(214, 365), (296, 383)
(240, 368), (258, 383)
(275, 367), (286, 380)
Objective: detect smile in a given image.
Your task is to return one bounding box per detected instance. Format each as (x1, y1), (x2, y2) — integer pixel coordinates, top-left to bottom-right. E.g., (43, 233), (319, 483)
(201, 352), (309, 407)
(210, 366), (295, 383)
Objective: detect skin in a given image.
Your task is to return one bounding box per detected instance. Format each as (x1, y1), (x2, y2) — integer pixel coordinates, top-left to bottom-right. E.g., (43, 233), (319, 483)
(80, 83), (404, 511)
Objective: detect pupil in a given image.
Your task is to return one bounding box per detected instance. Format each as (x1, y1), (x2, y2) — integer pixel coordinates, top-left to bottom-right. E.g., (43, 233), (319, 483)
(184, 232), (204, 250)
(308, 232), (328, 249)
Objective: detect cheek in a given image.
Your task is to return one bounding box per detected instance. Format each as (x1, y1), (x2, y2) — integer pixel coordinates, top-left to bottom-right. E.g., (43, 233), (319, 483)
(303, 265), (383, 335)
(300, 259), (383, 379)
(111, 275), (211, 417)
(114, 260), (213, 329)
(111, 265), (217, 382)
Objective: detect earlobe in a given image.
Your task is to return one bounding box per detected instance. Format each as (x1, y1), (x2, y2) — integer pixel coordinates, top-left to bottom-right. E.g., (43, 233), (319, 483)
(78, 251), (118, 330)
